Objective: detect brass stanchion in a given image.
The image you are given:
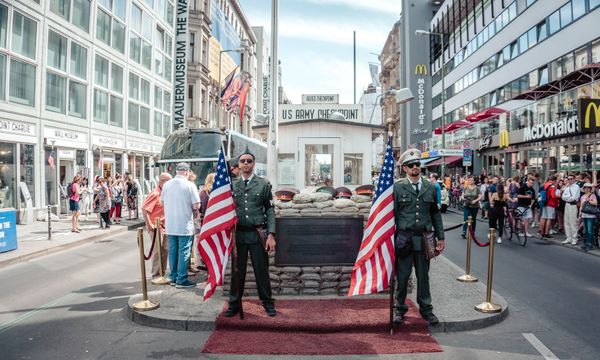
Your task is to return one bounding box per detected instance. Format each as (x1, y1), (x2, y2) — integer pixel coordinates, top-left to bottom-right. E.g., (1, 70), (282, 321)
(474, 228), (502, 313)
(151, 218), (170, 285)
(133, 228), (160, 311)
(457, 216), (478, 282)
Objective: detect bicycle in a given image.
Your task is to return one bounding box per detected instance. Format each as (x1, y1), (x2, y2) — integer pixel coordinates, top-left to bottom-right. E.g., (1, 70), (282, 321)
(506, 207), (529, 247)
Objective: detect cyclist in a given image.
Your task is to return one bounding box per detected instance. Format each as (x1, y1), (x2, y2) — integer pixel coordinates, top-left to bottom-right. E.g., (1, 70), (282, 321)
(517, 177), (536, 237)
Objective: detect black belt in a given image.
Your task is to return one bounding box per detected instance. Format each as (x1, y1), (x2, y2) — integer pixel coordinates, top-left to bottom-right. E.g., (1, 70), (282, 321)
(237, 225), (264, 232)
(567, 201), (578, 205)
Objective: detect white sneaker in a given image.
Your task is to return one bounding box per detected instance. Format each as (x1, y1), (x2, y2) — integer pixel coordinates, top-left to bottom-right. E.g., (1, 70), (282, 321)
(571, 241), (577, 245)
(526, 232), (534, 237)
(561, 239), (571, 244)
(497, 238), (502, 244)
(550, 229), (557, 235)
(531, 223), (537, 228)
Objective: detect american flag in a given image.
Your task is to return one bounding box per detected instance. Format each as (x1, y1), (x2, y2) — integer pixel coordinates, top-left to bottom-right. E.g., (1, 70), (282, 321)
(198, 148), (238, 300)
(48, 150), (55, 171)
(348, 136), (396, 296)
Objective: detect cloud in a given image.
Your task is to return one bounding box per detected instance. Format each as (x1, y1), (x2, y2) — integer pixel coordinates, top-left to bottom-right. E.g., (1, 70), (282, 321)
(304, 0), (402, 15)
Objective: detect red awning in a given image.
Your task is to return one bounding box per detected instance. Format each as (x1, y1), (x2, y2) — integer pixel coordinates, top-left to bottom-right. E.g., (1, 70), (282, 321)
(425, 156), (462, 167)
(515, 63), (600, 101)
(433, 120), (471, 135)
(465, 107), (506, 122)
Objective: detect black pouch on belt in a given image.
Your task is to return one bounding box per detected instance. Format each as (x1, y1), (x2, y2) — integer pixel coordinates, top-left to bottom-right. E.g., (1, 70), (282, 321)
(395, 229), (413, 258)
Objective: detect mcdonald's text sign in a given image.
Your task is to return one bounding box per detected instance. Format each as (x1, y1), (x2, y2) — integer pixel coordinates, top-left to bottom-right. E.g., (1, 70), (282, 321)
(578, 98), (600, 133)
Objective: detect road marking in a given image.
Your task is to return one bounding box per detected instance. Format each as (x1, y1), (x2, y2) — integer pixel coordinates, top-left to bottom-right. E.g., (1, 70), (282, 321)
(523, 333), (559, 360)
(0, 293), (78, 334)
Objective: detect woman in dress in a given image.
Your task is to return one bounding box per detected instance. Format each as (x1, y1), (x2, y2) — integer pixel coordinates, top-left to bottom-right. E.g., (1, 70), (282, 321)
(461, 176), (483, 238)
(97, 177), (112, 228)
(126, 175), (138, 220)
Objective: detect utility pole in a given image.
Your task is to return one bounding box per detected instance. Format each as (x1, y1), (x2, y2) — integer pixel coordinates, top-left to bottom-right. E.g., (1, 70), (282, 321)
(268, 0), (279, 188)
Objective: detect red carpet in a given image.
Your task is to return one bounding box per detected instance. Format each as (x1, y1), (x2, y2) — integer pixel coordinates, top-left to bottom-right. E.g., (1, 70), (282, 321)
(202, 298), (442, 355)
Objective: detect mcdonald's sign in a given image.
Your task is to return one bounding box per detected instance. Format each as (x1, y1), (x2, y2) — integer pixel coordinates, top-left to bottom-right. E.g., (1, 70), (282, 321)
(579, 98), (600, 133)
(415, 64), (428, 75)
(499, 130), (510, 148)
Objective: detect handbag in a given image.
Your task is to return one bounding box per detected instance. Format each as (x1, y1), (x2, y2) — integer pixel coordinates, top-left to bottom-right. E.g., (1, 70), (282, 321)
(422, 231), (440, 260)
(581, 201), (599, 215)
(394, 229), (413, 258)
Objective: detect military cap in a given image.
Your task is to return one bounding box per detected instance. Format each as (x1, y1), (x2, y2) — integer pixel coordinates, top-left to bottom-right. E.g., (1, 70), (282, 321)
(335, 186), (353, 199)
(275, 187), (299, 202)
(399, 149), (422, 165)
(355, 184), (375, 196)
(316, 186), (337, 198)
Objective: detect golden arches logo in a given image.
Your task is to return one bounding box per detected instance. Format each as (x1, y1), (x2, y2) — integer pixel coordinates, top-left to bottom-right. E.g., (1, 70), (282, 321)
(415, 64), (428, 75)
(499, 130), (509, 148)
(583, 102), (600, 129)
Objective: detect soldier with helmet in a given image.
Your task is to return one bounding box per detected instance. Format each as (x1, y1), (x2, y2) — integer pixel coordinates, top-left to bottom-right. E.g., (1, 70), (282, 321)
(393, 149), (445, 326)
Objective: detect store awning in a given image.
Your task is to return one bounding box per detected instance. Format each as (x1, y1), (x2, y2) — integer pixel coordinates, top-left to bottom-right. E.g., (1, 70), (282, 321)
(424, 156), (462, 167)
(515, 63), (600, 101)
(465, 107), (506, 122)
(420, 156), (441, 165)
(433, 120), (472, 135)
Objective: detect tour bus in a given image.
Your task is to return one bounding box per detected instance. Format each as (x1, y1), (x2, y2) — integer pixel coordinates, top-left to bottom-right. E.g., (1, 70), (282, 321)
(159, 128), (267, 187)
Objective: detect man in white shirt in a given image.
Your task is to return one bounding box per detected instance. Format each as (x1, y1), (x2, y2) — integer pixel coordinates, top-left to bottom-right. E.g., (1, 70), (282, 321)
(160, 163), (201, 288)
(561, 175), (581, 245)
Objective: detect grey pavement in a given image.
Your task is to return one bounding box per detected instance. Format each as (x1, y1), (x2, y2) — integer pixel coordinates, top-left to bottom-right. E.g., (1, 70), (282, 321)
(0, 215), (144, 268)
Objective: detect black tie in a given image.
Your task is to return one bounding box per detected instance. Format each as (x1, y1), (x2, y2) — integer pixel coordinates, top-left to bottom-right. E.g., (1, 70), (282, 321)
(244, 179), (249, 186)
(413, 183), (419, 195)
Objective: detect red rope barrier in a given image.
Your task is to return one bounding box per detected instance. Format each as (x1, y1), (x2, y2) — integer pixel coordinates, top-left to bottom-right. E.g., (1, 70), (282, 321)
(143, 228), (157, 260)
(468, 224), (490, 247)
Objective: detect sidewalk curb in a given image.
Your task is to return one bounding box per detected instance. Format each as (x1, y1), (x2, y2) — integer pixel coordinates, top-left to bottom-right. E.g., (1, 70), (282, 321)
(0, 222), (144, 268)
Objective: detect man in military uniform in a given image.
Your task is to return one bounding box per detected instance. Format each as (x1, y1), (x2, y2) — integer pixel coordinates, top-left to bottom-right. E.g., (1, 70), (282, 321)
(225, 151), (277, 317)
(393, 149), (445, 325)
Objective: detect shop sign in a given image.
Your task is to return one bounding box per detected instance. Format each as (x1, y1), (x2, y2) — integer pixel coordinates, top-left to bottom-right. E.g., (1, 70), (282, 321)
(92, 135), (125, 149)
(58, 150), (75, 159)
(262, 75), (270, 114)
(412, 128), (428, 135)
(128, 140), (152, 153)
(578, 98), (600, 133)
(523, 117), (578, 142)
(44, 127), (87, 148)
(301, 94), (339, 104)
(479, 135), (492, 150)
(173, 0), (189, 130)
(429, 149), (463, 157)
(280, 104), (362, 122)
(0, 120), (36, 138)
(0, 210), (17, 253)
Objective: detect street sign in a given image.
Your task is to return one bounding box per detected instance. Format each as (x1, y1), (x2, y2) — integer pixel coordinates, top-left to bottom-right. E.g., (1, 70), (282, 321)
(463, 140), (471, 149)
(463, 148), (473, 167)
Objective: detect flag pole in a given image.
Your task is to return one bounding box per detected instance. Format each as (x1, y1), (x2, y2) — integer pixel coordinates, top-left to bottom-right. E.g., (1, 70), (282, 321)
(389, 263), (395, 335)
(231, 226), (244, 319)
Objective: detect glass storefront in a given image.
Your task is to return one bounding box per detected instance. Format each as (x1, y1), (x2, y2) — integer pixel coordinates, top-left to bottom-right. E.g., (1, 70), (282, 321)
(305, 144), (333, 186)
(19, 144), (35, 204)
(0, 142), (16, 209)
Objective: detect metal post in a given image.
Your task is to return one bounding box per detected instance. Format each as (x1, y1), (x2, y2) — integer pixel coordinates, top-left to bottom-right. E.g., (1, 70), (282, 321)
(268, 0), (279, 188)
(475, 228), (502, 313)
(457, 216), (478, 282)
(133, 228), (160, 311)
(440, 32), (446, 178)
(151, 218), (170, 285)
(47, 205), (52, 240)
(353, 30), (356, 104)
(218, 50), (223, 129)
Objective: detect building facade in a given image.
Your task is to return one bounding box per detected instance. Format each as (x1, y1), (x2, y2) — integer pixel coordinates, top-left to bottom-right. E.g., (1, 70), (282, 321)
(378, 20), (401, 148)
(0, 0), (177, 219)
(424, 0), (600, 178)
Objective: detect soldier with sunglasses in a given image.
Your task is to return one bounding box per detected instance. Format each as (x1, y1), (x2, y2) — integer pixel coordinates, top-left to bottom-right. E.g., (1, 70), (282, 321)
(392, 149), (445, 326)
(225, 150), (277, 318)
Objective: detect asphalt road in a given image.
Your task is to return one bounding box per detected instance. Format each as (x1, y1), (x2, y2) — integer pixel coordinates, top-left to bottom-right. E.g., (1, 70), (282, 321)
(0, 219), (599, 359)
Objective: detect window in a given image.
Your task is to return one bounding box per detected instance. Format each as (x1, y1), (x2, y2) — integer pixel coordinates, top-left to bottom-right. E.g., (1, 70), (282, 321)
(142, 12), (153, 40)
(95, 55), (109, 88)
(305, 144), (333, 186)
(110, 95), (123, 126)
(154, 86), (162, 108)
(140, 79), (150, 104)
(129, 34), (141, 62)
(129, 72), (139, 100)
(0, 5), (7, 49)
(560, 3), (572, 27)
(188, 32), (195, 62)
(50, 0), (70, 20)
(72, 0), (91, 32)
(70, 42), (87, 79)
(539, 66), (548, 86)
(527, 27), (537, 49)
(114, 0), (126, 20)
(187, 84), (193, 117)
(592, 39), (600, 63)
(572, 0), (586, 19)
(47, 31), (68, 71)
(142, 40), (152, 69)
(110, 64), (123, 93)
(94, 89), (109, 123)
(344, 154), (362, 185)
(140, 107), (150, 133)
(69, 81), (86, 118)
(563, 52), (574, 74)
(96, 10), (111, 45)
(537, 20), (547, 42)
(526, 0), (536, 7)
(592, 0), (600, 10)
(154, 111), (162, 136)
(551, 58), (563, 81)
(518, 34), (528, 54)
(112, 21), (125, 54)
(128, 102), (139, 130)
(201, 37), (208, 66)
(0, 54), (5, 100)
(10, 60), (35, 106)
(131, 4), (142, 33)
(510, 41), (519, 60)
(548, 10), (560, 34)
(46, 72), (66, 113)
(575, 45), (589, 70)
(12, 13), (37, 60)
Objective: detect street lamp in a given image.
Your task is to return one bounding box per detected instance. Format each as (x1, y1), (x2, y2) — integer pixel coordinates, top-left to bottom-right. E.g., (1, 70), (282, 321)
(416, 29), (446, 176)
(218, 48), (245, 129)
(368, 88), (414, 124)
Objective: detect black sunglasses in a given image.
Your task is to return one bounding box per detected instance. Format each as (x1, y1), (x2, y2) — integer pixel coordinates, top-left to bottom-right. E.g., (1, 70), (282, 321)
(405, 162), (421, 168)
(239, 158), (254, 164)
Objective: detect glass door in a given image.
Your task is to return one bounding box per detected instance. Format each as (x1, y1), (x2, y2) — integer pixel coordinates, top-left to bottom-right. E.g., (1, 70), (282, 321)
(299, 138), (341, 187)
(0, 143), (17, 209)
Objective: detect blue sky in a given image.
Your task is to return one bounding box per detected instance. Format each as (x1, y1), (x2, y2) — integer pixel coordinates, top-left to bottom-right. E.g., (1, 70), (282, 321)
(238, 0), (402, 104)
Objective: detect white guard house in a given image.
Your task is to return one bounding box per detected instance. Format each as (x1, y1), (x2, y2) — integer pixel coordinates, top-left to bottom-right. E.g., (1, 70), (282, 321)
(253, 98), (385, 190)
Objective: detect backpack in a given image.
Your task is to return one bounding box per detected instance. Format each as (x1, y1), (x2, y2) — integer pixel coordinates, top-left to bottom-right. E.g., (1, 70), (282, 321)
(67, 182), (74, 198)
(538, 185), (548, 208)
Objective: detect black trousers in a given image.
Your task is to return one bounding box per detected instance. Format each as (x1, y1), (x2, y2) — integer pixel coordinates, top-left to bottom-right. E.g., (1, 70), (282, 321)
(488, 210), (505, 238)
(228, 241), (274, 309)
(394, 250), (432, 317)
(100, 211), (111, 226)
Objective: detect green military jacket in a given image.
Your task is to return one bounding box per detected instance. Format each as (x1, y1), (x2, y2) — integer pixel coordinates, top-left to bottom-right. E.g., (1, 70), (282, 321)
(393, 176), (445, 251)
(232, 175), (276, 244)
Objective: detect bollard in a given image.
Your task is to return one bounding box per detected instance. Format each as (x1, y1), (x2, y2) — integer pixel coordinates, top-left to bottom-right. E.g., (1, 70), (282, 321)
(457, 216), (478, 282)
(474, 228), (502, 313)
(47, 205), (52, 240)
(133, 228), (160, 311)
(151, 218), (170, 285)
